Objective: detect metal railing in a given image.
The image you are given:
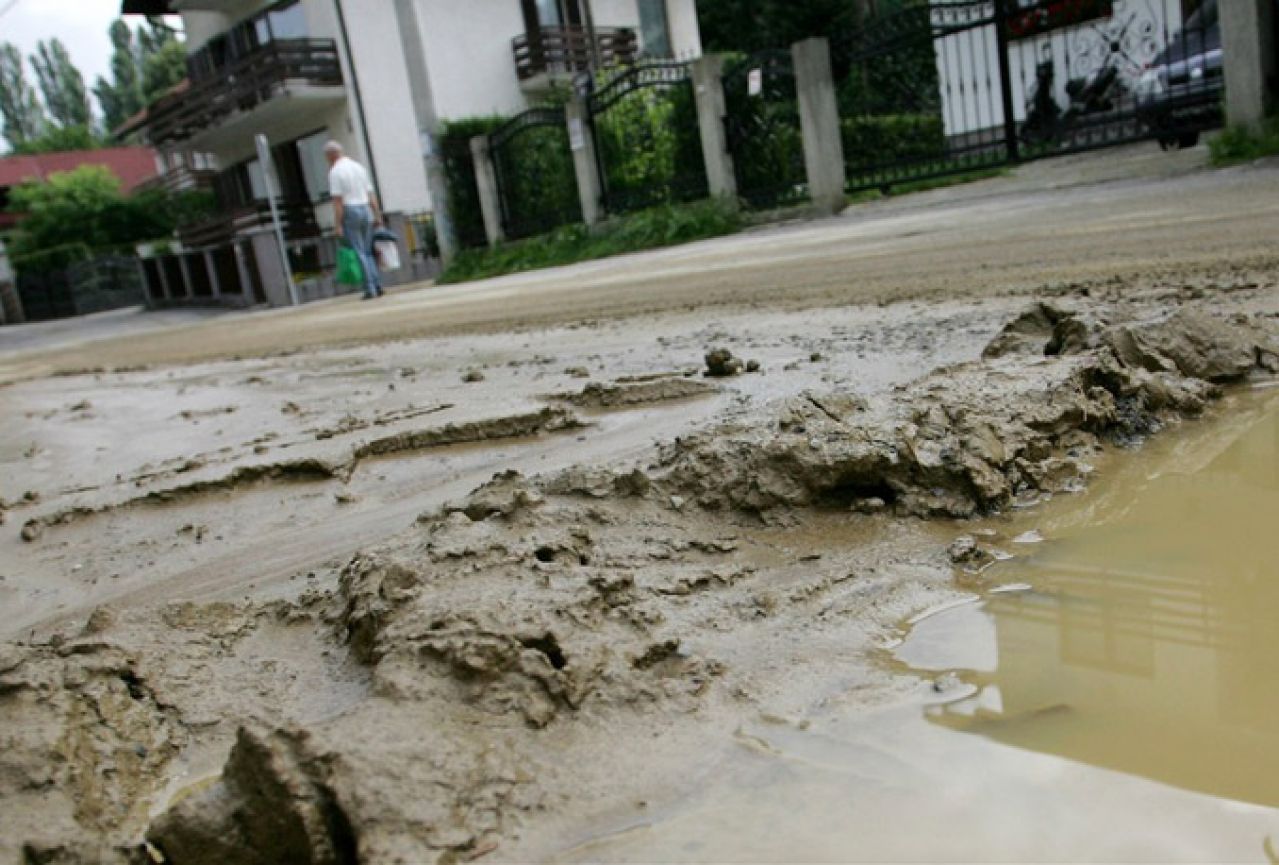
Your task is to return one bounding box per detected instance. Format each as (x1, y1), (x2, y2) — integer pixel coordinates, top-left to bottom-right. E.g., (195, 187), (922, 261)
(143, 39), (342, 144)
(512, 26), (638, 81)
(178, 199), (319, 248)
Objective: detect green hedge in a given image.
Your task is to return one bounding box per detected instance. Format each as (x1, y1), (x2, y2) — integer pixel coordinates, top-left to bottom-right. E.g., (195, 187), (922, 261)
(438, 117), (506, 250)
(842, 113), (946, 175)
(439, 198), (742, 284)
(593, 75), (707, 213)
(10, 243), (95, 276)
(491, 122), (581, 239)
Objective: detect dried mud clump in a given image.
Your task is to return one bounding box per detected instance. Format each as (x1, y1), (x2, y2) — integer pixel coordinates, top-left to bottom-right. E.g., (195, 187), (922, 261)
(704, 347), (744, 377)
(552, 377), (717, 409)
(0, 641), (184, 863)
(148, 726), (356, 865)
(337, 494), (725, 730)
(657, 307), (1276, 519)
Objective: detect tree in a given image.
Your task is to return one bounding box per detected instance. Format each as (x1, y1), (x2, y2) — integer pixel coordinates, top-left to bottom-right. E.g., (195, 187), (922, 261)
(94, 18), (186, 134)
(30, 39), (91, 129)
(95, 21), (143, 134)
(141, 37), (186, 104)
(12, 124), (106, 155)
(0, 42), (46, 150)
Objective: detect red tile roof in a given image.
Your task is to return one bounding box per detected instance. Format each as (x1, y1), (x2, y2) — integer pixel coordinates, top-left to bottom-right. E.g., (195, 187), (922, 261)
(0, 147), (159, 193)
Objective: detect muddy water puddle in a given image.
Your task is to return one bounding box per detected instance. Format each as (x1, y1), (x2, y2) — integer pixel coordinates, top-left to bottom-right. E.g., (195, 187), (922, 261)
(559, 390), (1279, 863)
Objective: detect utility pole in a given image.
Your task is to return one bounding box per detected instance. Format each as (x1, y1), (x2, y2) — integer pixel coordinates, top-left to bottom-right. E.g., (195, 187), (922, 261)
(392, 0), (458, 264)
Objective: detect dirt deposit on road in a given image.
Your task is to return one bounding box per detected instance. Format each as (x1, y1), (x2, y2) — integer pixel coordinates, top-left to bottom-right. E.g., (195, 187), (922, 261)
(3, 152), (1279, 864)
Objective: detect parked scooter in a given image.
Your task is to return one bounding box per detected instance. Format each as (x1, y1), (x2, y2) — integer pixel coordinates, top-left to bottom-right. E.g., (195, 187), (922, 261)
(1020, 53), (1128, 146)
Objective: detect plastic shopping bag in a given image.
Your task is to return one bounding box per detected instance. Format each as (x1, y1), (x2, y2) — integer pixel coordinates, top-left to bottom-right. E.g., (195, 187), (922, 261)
(375, 239), (401, 272)
(336, 245), (364, 286)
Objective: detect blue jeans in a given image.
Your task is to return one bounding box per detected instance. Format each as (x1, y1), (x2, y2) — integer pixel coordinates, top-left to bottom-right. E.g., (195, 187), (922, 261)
(342, 204), (381, 297)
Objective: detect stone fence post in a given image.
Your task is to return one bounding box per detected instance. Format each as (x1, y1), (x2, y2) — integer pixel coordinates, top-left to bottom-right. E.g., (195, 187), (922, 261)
(566, 95), (605, 227)
(691, 55), (738, 202)
(470, 136), (506, 247)
(1222, 0), (1277, 129)
(792, 37), (847, 215)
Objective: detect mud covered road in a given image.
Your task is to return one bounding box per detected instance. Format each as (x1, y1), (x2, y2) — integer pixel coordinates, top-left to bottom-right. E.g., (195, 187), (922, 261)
(2, 146), (1279, 863)
(2, 145), (1278, 381)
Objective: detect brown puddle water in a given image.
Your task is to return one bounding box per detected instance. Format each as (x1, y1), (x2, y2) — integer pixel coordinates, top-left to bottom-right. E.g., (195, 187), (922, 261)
(558, 389), (1279, 863)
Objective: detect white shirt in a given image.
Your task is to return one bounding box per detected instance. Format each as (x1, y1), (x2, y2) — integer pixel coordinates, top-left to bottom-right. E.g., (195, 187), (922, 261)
(328, 156), (373, 207)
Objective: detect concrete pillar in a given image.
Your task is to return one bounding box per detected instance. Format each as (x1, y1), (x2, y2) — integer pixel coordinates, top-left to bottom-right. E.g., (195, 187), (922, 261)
(691, 54), (738, 202)
(248, 229), (293, 307)
(470, 136), (507, 247)
(1222, 0), (1277, 129)
(177, 254), (195, 300)
(566, 95), (605, 226)
(233, 242), (254, 299)
(792, 37), (847, 215)
(204, 250), (221, 299)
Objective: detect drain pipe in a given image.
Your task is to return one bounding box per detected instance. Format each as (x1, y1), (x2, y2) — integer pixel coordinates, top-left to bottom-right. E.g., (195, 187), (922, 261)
(333, 0), (383, 205)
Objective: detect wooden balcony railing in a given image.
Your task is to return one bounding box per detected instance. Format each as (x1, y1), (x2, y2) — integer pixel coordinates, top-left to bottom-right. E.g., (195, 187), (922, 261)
(144, 39), (342, 145)
(512, 26), (638, 82)
(178, 199), (320, 249)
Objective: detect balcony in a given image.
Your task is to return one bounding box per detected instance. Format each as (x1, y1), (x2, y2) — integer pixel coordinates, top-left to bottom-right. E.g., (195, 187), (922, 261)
(143, 40), (343, 149)
(178, 199), (319, 249)
(513, 26), (638, 90)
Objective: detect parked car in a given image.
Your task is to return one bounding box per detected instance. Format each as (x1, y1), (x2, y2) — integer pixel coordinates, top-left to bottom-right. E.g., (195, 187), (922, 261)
(1135, 0), (1222, 149)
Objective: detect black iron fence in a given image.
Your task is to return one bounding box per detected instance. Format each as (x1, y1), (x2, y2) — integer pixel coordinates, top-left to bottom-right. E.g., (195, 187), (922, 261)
(17, 256), (145, 322)
(589, 60), (709, 216)
(832, 0), (1222, 193)
(723, 50), (808, 209)
(490, 106), (582, 240)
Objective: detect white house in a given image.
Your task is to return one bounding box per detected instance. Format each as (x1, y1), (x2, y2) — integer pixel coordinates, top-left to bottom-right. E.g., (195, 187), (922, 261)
(118, 0), (702, 306)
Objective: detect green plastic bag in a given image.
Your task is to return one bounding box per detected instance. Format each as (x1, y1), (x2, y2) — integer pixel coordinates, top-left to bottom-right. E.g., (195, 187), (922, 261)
(336, 245), (364, 286)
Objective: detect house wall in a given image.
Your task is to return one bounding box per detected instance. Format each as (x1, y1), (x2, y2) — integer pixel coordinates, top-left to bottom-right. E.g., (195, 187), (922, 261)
(332, 2), (434, 213)
(178, 2), (432, 215)
(417, 0), (530, 121)
(665, 0), (703, 60)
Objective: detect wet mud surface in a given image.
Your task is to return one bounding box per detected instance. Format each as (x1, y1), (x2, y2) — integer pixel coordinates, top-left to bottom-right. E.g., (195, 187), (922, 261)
(3, 158), (1279, 863)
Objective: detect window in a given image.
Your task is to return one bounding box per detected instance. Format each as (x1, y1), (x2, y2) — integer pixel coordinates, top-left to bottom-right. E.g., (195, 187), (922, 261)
(536, 0), (562, 27)
(268, 2), (308, 41)
(638, 0), (671, 57)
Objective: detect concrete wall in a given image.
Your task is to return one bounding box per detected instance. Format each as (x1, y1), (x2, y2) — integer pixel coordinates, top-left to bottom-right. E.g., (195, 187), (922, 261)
(417, 0), (530, 121)
(665, 0), (703, 60)
(327, 2), (434, 213)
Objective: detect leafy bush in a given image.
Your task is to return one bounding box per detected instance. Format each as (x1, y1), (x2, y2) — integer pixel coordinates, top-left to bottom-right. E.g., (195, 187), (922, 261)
(438, 117), (506, 249)
(5, 165), (213, 270)
(842, 113), (946, 175)
(439, 198), (742, 284)
(491, 120), (580, 240)
(593, 72), (707, 214)
(1209, 117), (1279, 166)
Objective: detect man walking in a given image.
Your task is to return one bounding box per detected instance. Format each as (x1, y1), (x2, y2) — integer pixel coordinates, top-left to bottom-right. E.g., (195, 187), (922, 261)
(325, 141), (383, 299)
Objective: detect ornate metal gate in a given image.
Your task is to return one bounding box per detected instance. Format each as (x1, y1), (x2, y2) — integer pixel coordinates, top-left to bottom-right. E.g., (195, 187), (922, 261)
(723, 50), (808, 209)
(490, 106), (582, 241)
(832, 0), (1221, 194)
(588, 60), (709, 215)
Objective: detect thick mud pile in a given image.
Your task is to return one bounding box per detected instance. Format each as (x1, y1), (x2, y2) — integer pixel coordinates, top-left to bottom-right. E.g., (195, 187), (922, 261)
(1, 297), (1276, 864)
(657, 307), (1276, 518)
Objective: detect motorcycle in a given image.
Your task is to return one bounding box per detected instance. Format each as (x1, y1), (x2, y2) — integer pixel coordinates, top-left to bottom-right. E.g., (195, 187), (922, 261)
(1020, 53), (1128, 146)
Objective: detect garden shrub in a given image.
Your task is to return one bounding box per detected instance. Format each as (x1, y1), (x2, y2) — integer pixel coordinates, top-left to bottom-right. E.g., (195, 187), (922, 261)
(438, 116), (506, 249)
(842, 113), (946, 175)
